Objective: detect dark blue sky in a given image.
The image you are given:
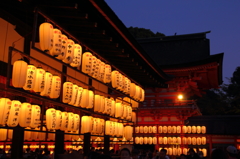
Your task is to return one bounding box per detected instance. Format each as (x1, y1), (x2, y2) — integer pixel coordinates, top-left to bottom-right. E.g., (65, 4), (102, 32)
(105, 0), (240, 84)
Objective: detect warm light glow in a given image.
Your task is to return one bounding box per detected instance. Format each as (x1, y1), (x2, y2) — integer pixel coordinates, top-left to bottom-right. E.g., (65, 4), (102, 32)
(178, 94), (183, 100)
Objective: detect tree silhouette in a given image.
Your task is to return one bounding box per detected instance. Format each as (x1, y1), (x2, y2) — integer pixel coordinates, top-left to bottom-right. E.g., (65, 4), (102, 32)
(128, 26), (165, 39)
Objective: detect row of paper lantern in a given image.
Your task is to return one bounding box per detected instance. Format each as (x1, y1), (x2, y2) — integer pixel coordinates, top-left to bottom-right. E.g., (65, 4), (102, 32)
(12, 61), (61, 99)
(158, 148), (207, 157)
(39, 22), (144, 101)
(135, 125), (206, 134)
(0, 98), (41, 128)
(135, 137), (206, 145)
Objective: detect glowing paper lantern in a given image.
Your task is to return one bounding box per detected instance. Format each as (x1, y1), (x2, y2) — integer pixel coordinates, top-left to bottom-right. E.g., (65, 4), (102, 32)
(139, 126), (144, 133)
(87, 90), (94, 109)
(70, 44), (82, 67)
(111, 70), (119, 88)
(62, 82), (73, 103)
(143, 126), (148, 133)
(49, 75), (61, 99)
(168, 137), (172, 144)
(139, 137), (143, 145)
(197, 126), (201, 134)
(12, 60), (28, 88)
(172, 137), (177, 144)
(39, 22), (53, 51)
(158, 137), (163, 144)
(177, 137), (181, 144)
(110, 99), (116, 117)
(60, 112), (69, 131)
(117, 122), (123, 137)
(55, 110), (62, 130)
(0, 129), (7, 141)
(202, 148), (207, 157)
(19, 102), (32, 127)
(140, 88), (145, 102)
(202, 126), (206, 134)
(89, 56), (97, 77)
(103, 64), (111, 83)
(94, 95), (102, 112)
(40, 71), (53, 96)
(163, 126), (168, 133)
(98, 62), (105, 81)
(134, 85), (141, 101)
(23, 65), (37, 90)
(192, 137), (197, 145)
(168, 148), (172, 155)
(135, 126), (139, 133)
(92, 59), (101, 79)
(49, 28), (62, 56)
(183, 148), (188, 155)
(167, 126), (172, 133)
(153, 137), (157, 144)
(172, 126), (177, 133)
(56, 34), (68, 60)
(7, 100), (21, 127)
(73, 86), (83, 107)
(81, 116), (93, 133)
(158, 126), (163, 133)
(177, 148), (182, 156)
(148, 126), (153, 133)
(148, 137), (153, 144)
(81, 52), (92, 74)
(80, 89), (89, 108)
(0, 98), (12, 126)
(39, 127), (46, 141)
(124, 126), (133, 140)
(192, 126), (196, 133)
(33, 68), (45, 92)
(67, 112), (74, 132)
(24, 128), (31, 141)
(201, 137), (206, 145)
(163, 137), (168, 144)
(62, 39), (75, 64)
(187, 126), (192, 133)
(115, 102), (123, 118)
(173, 148), (177, 156)
(182, 137), (187, 145)
(130, 83), (136, 98)
(152, 126), (157, 133)
(46, 108), (57, 130)
(68, 84), (78, 105)
(182, 126), (187, 133)
(177, 126), (181, 133)
(29, 105), (41, 128)
(187, 137), (192, 145)
(197, 137), (201, 145)
(7, 129), (13, 140)
(105, 121), (113, 135)
(135, 137), (140, 144)
(143, 137), (148, 144)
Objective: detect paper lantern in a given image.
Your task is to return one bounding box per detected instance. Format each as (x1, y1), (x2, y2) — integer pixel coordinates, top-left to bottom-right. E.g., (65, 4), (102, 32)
(48, 131), (55, 141)
(131, 100), (139, 108)
(163, 137), (168, 144)
(62, 82), (73, 103)
(38, 127), (46, 141)
(98, 62), (105, 81)
(19, 102), (32, 127)
(148, 126), (152, 133)
(39, 22), (53, 51)
(177, 137), (181, 144)
(7, 129), (13, 140)
(67, 113), (74, 132)
(135, 137), (140, 144)
(32, 68), (46, 92)
(167, 126), (172, 133)
(139, 126), (144, 133)
(201, 126), (206, 134)
(187, 137), (192, 145)
(24, 128), (31, 141)
(140, 88), (145, 102)
(92, 118), (100, 134)
(115, 102), (123, 118)
(177, 148), (182, 156)
(40, 71), (53, 96)
(49, 28), (62, 56)
(183, 148), (188, 155)
(70, 44), (82, 67)
(197, 137), (201, 145)
(201, 137), (206, 145)
(0, 98), (12, 126)
(105, 121), (113, 135)
(112, 122), (117, 136)
(168, 148), (173, 155)
(49, 75), (61, 99)
(158, 137), (163, 144)
(92, 59), (101, 79)
(7, 100), (21, 127)
(182, 126), (187, 133)
(135, 126), (139, 133)
(110, 99), (116, 117)
(130, 83), (136, 98)
(81, 52), (92, 74)
(99, 119), (105, 135)
(153, 137), (157, 144)
(197, 126), (201, 134)
(117, 122), (123, 137)
(30, 105), (41, 128)
(177, 126), (181, 133)
(81, 116), (93, 133)
(172, 137), (177, 144)
(72, 86), (83, 107)
(182, 137), (187, 145)
(202, 148), (207, 157)
(62, 39), (75, 64)
(168, 137), (172, 144)
(12, 60), (28, 88)
(125, 78), (131, 95)
(94, 95), (102, 112)
(89, 56), (97, 77)
(122, 76), (127, 93)
(143, 126), (148, 133)
(152, 126), (157, 133)
(111, 70), (119, 88)
(139, 137), (143, 145)
(192, 137), (197, 145)
(148, 137), (152, 144)
(103, 98), (111, 115)
(87, 90), (94, 109)
(55, 110), (62, 130)
(158, 126), (163, 133)
(60, 112), (68, 131)
(56, 34), (68, 60)
(134, 85), (141, 101)
(121, 104), (128, 119)
(143, 137), (148, 144)
(80, 89), (89, 108)
(46, 108), (57, 130)
(173, 148), (177, 156)
(23, 65), (37, 90)
(172, 126), (177, 133)
(126, 106), (132, 121)
(187, 126), (192, 133)
(68, 84), (78, 105)
(103, 64), (111, 83)
(192, 126), (196, 133)
(124, 126), (133, 140)
(0, 129), (7, 141)
(163, 126), (168, 133)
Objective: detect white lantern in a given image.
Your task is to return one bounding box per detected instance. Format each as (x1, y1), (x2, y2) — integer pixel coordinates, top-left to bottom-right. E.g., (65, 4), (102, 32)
(60, 112), (68, 131)
(167, 137), (172, 144)
(143, 126), (148, 133)
(187, 137), (192, 145)
(56, 34), (68, 60)
(73, 114), (80, 132)
(117, 122), (123, 137)
(0, 129), (7, 141)
(168, 148), (172, 155)
(197, 137), (201, 145)
(163, 137), (168, 144)
(68, 84), (78, 105)
(163, 126), (167, 133)
(87, 90), (94, 109)
(46, 108), (57, 130)
(139, 137), (143, 145)
(177, 126), (181, 133)
(182, 126), (187, 133)
(172, 126), (177, 133)
(49, 28), (62, 56)
(39, 22), (53, 51)
(94, 95), (101, 112)
(0, 98), (12, 126)
(187, 126), (192, 133)
(19, 102), (32, 127)
(182, 137), (187, 145)
(49, 75), (61, 99)
(130, 83), (136, 98)
(55, 110), (62, 130)
(103, 64), (111, 83)
(148, 137), (153, 144)
(115, 103), (123, 118)
(140, 88), (145, 102)
(202, 126), (206, 134)
(134, 85), (141, 101)
(33, 67), (45, 92)
(158, 126), (162, 133)
(124, 126), (133, 141)
(23, 65), (37, 90)
(62, 82), (73, 103)
(92, 59), (101, 79)
(201, 137), (206, 145)
(151, 126), (157, 133)
(7, 100), (21, 127)
(80, 89), (89, 108)
(67, 112), (74, 132)
(173, 148), (177, 156)
(98, 62), (105, 81)
(139, 126), (144, 133)
(143, 137), (148, 144)
(89, 56), (97, 77)
(105, 121), (113, 135)
(81, 116), (93, 133)
(202, 148), (207, 157)
(197, 126), (201, 134)
(40, 71), (53, 96)
(172, 137), (177, 144)
(111, 70), (119, 88)
(192, 137), (197, 145)
(81, 52), (92, 74)
(70, 44), (82, 67)
(73, 86), (83, 107)
(135, 126), (139, 133)
(177, 148), (182, 156)
(110, 99), (116, 117)
(62, 39), (75, 64)
(158, 137), (163, 144)
(167, 126), (172, 133)
(183, 148), (188, 155)
(192, 126), (197, 133)
(135, 137), (140, 144)
(177, 137), (181, 144)
(12, 60), (28, 88)
(149, 126), (153, 133)
(30, 105), (41, 128)
(153, 137), (157, 144)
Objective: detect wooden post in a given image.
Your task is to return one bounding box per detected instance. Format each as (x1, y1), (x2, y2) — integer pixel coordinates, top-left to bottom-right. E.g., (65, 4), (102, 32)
(11, 126), (24, 159)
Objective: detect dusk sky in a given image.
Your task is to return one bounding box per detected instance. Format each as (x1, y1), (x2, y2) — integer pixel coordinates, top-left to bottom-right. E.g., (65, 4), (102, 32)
(105, 0), (240, 84)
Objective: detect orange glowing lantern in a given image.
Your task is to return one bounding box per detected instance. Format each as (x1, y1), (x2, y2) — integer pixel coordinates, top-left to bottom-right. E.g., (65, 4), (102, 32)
(12, 60), (28, 88)
(39, 22), (53, 51)
(49, 28), (62, 56)
(70, 44), (82, 68)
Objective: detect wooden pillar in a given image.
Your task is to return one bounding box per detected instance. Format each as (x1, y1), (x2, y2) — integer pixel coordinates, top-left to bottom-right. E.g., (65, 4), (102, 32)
(104, 135), (110, 155)
(54, 130), (65, 159)
(83, 133), (91, 156)
(11, 126), (24, 159)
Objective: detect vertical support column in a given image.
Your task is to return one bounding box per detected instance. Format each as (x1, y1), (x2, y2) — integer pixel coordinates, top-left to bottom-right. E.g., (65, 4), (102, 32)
(83, 133), (91, 156)
(104, 135), (110, 155)
(11, 126), (24, 159)
(54, 130), (65, 159)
